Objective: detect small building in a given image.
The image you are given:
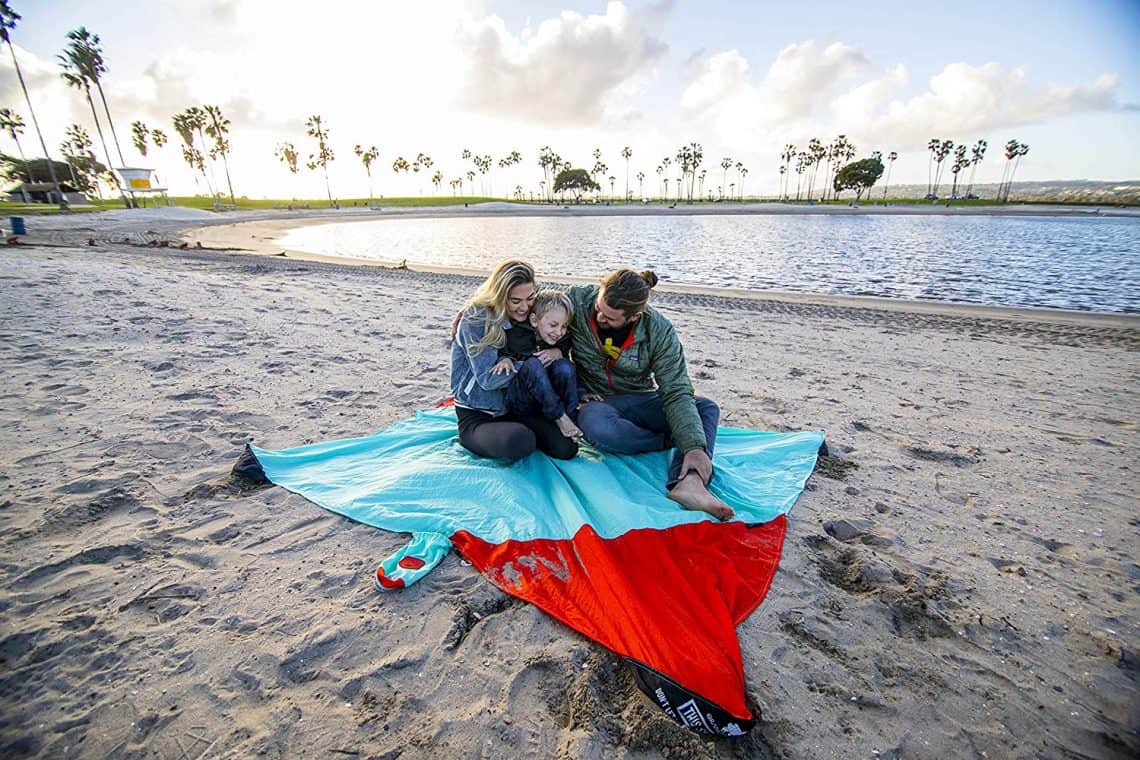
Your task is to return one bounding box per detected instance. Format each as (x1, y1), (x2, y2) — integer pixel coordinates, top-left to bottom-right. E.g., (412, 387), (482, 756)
(5, 181), (88, 205)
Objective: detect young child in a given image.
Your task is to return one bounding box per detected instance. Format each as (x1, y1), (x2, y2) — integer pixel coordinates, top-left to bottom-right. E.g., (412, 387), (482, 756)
(491, 290), (583, 442)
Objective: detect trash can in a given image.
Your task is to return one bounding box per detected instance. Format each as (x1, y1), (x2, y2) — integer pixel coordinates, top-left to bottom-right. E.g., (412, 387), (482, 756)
(9, 217), (26, 236)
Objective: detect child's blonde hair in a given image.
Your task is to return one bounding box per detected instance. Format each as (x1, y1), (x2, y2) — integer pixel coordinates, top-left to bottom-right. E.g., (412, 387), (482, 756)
(531, 289), (574, 322)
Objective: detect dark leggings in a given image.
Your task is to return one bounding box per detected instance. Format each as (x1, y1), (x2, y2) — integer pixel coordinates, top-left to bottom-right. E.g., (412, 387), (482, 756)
(455, 406), (578, 461)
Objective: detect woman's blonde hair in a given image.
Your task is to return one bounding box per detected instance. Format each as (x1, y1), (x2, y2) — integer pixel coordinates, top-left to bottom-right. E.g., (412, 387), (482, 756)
(462, 259), (536, 356)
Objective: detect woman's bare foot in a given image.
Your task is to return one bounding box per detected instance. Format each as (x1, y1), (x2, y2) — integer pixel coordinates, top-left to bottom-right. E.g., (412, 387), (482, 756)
(556, 414), (584, 441)
(668, 472), (734, 521)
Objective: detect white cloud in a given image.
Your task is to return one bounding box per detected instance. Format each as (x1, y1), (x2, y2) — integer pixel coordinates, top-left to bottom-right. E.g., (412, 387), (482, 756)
(457, 1), (670, 125)
(864, 63), (1120, 145)
(682, 41), (1124, 154)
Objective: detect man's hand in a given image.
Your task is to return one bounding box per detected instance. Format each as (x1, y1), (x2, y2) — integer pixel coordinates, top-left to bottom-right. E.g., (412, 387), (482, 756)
(577, 394), (602, 410)
(680, 448), (713, 486)
(490, 358), (516, 375)
(533, 348), (563, 366)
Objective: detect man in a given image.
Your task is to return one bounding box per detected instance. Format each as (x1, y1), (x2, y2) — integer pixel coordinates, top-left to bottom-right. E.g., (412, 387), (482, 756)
(567, 269), (732, 520)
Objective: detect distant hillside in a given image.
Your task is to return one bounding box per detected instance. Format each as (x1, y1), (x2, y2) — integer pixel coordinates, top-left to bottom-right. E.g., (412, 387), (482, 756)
(851, 179), (1140, 205)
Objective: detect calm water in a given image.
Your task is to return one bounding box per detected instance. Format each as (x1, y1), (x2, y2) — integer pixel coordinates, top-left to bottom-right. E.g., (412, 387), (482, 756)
(278, 213), (1140, 313)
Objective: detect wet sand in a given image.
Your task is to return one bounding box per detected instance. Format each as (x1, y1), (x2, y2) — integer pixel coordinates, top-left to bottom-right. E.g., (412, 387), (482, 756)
(0, 207), (1136, 758)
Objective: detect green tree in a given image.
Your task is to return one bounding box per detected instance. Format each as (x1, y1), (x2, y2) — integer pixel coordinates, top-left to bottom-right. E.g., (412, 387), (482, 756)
(1, 2), (64, 207)
(173, 108), (214, 198)
(552, 167), (599, 203)
(833, 157), (884, 202)
(636, 170), (644, 200)
(274, 141), (299, 200)
(354, 144), (379, 205)
(130, 120), (150, 157)
(720, 156), (732, 200)
(0, 107), (28, 199)
(881, 151), (897, 201)
(203, 105), (236, 207)
(61, 124), (101, 196)
(620, 145), (632, 202)
(63, 28), (125, 167)
(1003, 141), (1030, 201)
(780, 143), (796, 200)
(965, 139), (987, 199)
(931, 139), (953, 198)
(926, 138), (940, 196)
(949, 144), (968, 199)
(305, 114), (335, 205)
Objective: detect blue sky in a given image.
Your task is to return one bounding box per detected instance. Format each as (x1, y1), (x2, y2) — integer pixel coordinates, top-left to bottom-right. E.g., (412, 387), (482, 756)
(2, 1), (1137, 198)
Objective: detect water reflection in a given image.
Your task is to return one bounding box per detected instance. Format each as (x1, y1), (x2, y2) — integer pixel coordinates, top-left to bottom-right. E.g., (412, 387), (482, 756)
(278, 213), (1140, 313)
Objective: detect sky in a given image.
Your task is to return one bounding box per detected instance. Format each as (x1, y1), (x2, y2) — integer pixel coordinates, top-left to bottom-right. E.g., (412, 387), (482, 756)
(1, 0), (1138, 199)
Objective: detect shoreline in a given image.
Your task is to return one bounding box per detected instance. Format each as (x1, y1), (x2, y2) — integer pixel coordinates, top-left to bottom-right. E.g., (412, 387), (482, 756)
(183, 210), (1140, 329)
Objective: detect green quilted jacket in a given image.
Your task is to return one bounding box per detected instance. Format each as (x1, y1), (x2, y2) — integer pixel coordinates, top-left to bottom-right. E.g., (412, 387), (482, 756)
(566, 285), (707, 454)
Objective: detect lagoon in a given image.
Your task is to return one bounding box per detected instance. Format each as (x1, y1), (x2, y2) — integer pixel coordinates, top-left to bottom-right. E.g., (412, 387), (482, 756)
(278, 212), (1140, 314)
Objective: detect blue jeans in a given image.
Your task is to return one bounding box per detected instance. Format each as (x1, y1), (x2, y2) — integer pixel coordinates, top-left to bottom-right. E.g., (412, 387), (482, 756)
(577, 393), (720, 487)
(505, 357), (580, 421)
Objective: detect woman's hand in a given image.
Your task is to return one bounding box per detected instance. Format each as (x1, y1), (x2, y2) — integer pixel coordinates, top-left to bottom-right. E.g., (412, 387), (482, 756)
(577, 394), (602, 409)
(533, 348), (563, 366)
(490, 357), (516, 376)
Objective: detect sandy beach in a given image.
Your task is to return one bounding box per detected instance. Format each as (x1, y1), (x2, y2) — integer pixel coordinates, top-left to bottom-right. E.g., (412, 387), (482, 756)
(1, 205), (1137, 758)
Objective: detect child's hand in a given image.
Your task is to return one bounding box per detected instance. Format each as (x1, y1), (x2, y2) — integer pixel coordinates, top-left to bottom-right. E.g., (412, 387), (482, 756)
(533, 348), (563, 366)
(490, 357), (515, 375)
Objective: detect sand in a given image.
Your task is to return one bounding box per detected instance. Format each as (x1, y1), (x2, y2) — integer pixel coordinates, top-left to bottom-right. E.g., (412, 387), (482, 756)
(0, 205), (1137, 759)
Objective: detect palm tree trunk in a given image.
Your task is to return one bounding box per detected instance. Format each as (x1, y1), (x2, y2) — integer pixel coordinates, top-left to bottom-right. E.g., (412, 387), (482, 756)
(219, 152), (236, 207)
(83, 86), (128, 208)
(93, 81), (136, 207)
(4, 37), (64, 208)
(12, 134), (30, 201)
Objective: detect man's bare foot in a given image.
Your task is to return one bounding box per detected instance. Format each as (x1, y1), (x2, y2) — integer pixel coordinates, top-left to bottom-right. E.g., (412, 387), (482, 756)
(668, 472), (734, 521)
(555, 414), (584, 441)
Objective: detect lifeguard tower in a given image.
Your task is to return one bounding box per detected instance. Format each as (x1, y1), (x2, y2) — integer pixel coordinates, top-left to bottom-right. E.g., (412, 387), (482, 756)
(114, 167), (169, 207)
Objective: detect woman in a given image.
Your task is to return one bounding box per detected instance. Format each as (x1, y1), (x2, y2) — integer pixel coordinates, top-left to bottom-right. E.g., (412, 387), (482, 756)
(449, 260), (578, 461)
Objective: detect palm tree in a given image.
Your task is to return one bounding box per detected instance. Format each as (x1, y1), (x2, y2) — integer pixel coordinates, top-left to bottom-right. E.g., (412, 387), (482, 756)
(274, 141), (299, 201)
(698, 169), (706, 200)
(734, 161), (744, 201)
(661, 157), (671, 201)
(931, 139), (954, 198)
(353, 144), (379, 205)
(0, 107), (29, 200)
(1004, 142), (1029, 202)
(780, 143), (796, 200)
(794, 151), (807, 201)
(59, 56), (120, 199)
(432, 170), (443, 195)
(203, 105), (236, 207)
(806, 139), (825, 200)
(882, 151), (897, 201)
(130, 120), (150, 158)
(620, 146), (632, 202)
(739, 166), (748, 201)
(950, 144), (968, 199)
(636, 170), (644, 200)
(173, 107), (216, 198)
(1, 2), (65, 207)
(720, 156), (732, 200)
(305, 114), (335, 205)
(63, 28), (126, 168)
(926, 138), (940, 197)
(965, 139), (987, 199)
(61, 124), (104, 198)
(655, 164), (663, 200)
